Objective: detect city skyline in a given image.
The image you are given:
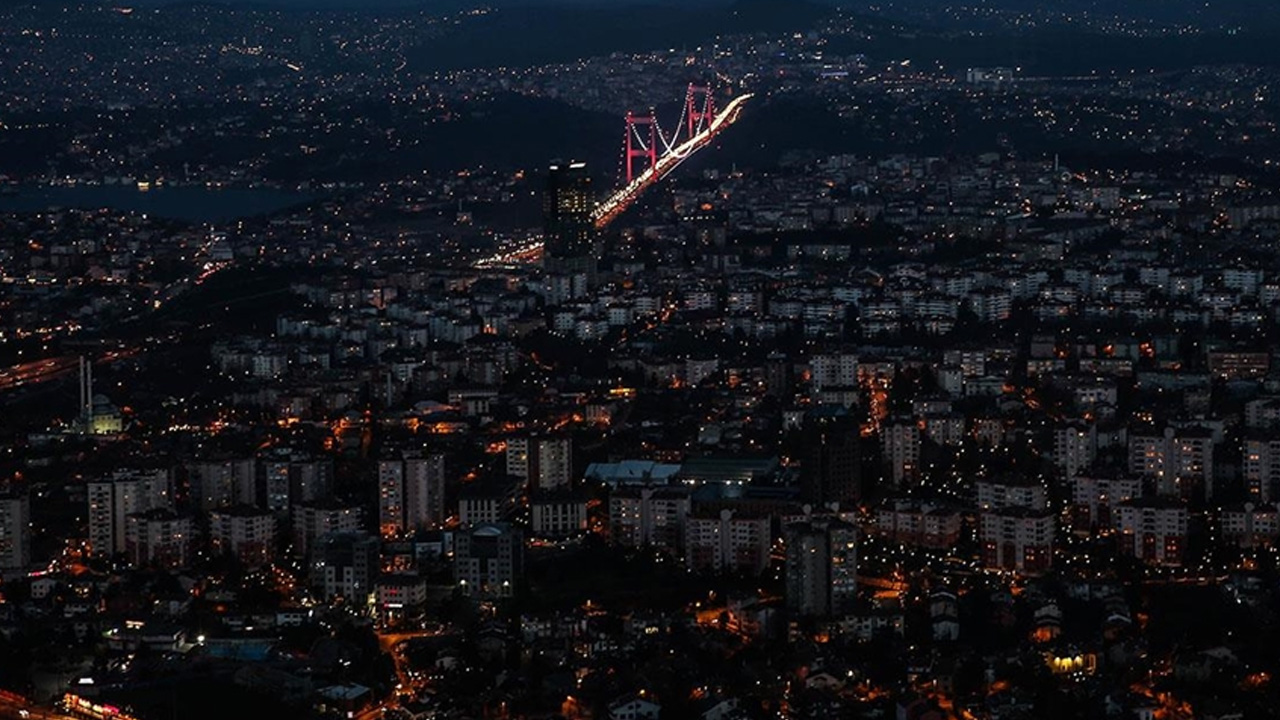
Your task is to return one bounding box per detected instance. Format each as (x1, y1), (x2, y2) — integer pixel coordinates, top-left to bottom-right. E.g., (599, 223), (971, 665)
(2, 1), (1280, 720)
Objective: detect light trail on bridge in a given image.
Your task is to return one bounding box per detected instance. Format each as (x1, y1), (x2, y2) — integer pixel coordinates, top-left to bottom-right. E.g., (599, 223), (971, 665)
(471, 90), (752, 270)
(592, 92), (753, 229)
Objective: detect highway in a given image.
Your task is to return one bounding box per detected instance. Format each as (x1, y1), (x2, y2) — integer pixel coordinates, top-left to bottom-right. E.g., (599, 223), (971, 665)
(0, 357), (80, 392)
(473, 239), (544, 269)
(0, 690), (78, 720)
(0, 347), (140, 398)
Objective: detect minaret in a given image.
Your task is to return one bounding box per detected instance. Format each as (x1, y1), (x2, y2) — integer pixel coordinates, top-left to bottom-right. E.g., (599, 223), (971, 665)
(80, 356), (95, 431)
(79, 356), (87, 420)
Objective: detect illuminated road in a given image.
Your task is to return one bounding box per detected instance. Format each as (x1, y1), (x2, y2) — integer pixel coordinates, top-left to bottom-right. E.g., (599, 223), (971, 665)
(345, 629), (444, 720)
(0, 348), (140, 396)
(0, 356), (79, 391)
(378, 630), (433, 689)
(592, 92), (754, 229)
(473, 240), (544, 269)
(0, 691), (78, 720)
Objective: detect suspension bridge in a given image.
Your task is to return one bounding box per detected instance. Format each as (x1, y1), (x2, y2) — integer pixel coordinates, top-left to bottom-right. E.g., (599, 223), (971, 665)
(474, 84), (751, 268)
(593, 84), (753, 229)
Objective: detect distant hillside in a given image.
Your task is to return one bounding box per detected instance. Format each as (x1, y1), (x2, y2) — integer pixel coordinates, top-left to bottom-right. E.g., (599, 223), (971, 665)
(404, 0), (832, 72)
(826, 0), (1280, 28)
(44, 0), (799, 9)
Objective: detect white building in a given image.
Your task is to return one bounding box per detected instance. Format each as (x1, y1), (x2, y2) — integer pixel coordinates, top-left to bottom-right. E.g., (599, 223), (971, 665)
(378, 453), (447, 537)
(125, 510), (194, 569)
(376, 574), (428, 621)
(873, 499), (962, 549)
(941, 349), (986, 377)
(1115, 499), (1187, 566)
(377, 458), (406, 539)
(1070, 473), (1142, 530)
(810, 353), (859, 391)
(608, 695), (662, 720)
(1129, 426), (1214, 499)
(187, 458), (256, 510)
(881, 420), (921, 487)
(88, 469), (172, 557)
(685, 357), (721, 386)
(459, 480), (518, 527)
(259, 451), (332, 514)
(293, 504), (363, 557)
(1243, 435), (1280, 503)
(0, 494), (30, 571)
(1220, 503), (1279, 548)
(506, 435), (572, 490)
(683, 509), (770, 574)
(980, 509), (1054, 575)
(1054, 422), (1096, 479)
(976, 479), (1048, 511)
(1245, 399), (1280, 429)
(922, 414), (965, 446)
(609, 486), (692, 554)
(209, 507), (276, 567)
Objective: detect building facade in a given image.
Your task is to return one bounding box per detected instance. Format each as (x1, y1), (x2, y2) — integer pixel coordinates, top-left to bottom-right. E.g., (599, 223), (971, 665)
(530, 490), (588, 538)
(88, 469), (172, 557)
(1070, 472), (1143, 531)
(506, 435), (572, 491)
(684, 509), (770, 575)
(209, 507), (277, 567)
(979, 508), (1054, 574)
(1114, 499), (1188, 566)
(784, 517), (857, 618)
(455, 523), (525, 599)
(0, 494), (30, 571)
(873, 500), (962, 549)
(379, 452), (446, 537)
(125, 509), (194, 569)
(1243, 435), (1280, 503)
(293, 503), (363, 558)
(314, 532), (379, 602)
(1129, 426), (1214, 500)
(1220, 503), (1279, 548)
(609, 486), (692, 554)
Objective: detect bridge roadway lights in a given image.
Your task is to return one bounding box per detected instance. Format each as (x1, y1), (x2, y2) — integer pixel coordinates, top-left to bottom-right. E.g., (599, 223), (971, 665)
(596, 92), (753, 230)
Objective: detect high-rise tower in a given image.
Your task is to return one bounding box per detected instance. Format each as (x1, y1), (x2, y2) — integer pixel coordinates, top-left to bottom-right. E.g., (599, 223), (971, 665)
(543, 161), (597, 288)
(785, 515), (858, 618)
(800, 408), (862, 506)
(0, 491), (30, 571)
(543, 160), (593, 258)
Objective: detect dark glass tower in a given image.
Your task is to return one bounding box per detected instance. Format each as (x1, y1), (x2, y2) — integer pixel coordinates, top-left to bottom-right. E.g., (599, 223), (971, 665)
(543, 160), (594, 261)
(800, 408), (862, 506)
